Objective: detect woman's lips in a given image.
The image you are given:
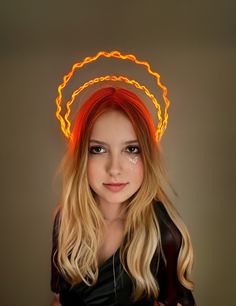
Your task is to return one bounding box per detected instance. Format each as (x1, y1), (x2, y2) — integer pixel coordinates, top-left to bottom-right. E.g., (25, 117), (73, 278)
(103, 183), (128, 192)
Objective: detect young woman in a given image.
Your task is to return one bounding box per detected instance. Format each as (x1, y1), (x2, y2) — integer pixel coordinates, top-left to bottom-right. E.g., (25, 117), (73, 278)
(50, 87), (196, 306)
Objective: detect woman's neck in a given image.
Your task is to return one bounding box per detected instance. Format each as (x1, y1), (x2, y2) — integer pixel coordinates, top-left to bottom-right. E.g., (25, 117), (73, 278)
(97, 199), (127, 222)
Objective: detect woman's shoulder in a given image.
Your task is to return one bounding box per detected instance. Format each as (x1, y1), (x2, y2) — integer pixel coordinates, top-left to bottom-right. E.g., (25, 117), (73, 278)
(153, 200), (182, 252)
(152, 200), (173, 225)
(51, 204), (62, 239)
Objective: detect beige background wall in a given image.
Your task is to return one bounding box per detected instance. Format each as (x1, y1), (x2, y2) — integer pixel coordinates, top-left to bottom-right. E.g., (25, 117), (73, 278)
(1, 0), (235, 305)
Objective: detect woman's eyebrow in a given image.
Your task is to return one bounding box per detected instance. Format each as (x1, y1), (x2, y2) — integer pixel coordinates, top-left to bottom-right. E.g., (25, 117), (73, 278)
(89, 139), (139, 145)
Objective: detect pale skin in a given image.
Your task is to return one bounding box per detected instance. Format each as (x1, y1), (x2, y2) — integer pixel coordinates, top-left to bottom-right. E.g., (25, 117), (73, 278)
(50, 110), (182, 306)
(87, 110), (144, 265)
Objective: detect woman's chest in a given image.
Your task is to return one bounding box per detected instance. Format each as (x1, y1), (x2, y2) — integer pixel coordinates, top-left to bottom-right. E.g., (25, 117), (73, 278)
(97, 221), (125, 266)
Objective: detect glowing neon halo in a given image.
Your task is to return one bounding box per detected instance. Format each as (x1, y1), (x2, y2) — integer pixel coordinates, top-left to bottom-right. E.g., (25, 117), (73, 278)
(55, 50), (170, 142)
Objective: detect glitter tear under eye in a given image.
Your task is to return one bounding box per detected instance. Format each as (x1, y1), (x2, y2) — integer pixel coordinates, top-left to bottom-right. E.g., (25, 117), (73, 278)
(127, 156), (139, 164)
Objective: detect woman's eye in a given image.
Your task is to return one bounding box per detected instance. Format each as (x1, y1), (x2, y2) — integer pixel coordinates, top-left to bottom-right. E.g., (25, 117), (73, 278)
(126, 146), (140, 154)
(89, 145), (140, 154)
(89, 146), (105, 154)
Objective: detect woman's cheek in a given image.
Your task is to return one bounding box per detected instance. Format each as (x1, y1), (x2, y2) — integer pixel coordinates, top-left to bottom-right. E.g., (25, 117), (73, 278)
(127, 156), (139, 165)
(87, 159), (100, 178)
(125, 155), (143, 174)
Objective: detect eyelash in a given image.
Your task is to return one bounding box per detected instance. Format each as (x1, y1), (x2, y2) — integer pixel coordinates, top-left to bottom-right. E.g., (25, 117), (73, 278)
(89, 145), (141, 155)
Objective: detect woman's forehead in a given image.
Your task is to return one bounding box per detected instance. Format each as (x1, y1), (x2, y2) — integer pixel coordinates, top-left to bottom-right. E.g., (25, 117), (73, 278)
(91, 111), (135, 133)
(89, 139), (139, 146)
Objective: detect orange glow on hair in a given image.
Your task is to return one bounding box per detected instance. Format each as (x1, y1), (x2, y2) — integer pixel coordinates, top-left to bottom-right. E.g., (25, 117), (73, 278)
(55, 50), (170, 142)
(69, 87), (158, 153)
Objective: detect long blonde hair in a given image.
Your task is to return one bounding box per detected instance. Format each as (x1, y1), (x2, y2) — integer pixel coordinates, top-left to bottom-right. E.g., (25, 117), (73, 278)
(53, 87), (194, 301)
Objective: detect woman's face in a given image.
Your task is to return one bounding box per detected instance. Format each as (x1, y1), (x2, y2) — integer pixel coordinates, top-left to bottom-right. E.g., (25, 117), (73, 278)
(87, 110), (144, 207)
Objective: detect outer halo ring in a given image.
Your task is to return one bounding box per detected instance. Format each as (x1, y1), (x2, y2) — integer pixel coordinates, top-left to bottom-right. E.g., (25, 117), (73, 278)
(55, 50), (170, 142)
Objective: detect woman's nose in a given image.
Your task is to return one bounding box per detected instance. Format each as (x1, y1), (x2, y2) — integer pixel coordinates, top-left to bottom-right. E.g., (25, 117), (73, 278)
(106, 153), (122, 176)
